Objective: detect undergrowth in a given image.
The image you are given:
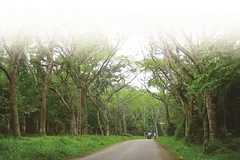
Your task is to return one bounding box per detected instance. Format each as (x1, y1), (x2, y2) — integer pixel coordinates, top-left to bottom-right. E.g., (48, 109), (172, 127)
(157, 136), (240, 160)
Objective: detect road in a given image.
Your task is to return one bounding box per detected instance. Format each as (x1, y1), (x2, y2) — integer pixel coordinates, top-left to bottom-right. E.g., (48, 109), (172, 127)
(71, 139), (178, 160)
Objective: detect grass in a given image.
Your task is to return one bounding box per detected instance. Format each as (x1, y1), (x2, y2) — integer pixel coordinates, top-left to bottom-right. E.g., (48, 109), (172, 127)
(156, 136), (240, 160)
(0, 135), (143, 160)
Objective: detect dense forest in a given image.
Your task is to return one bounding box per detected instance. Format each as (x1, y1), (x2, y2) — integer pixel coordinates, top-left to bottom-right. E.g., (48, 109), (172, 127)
(0, 27), (240, 151)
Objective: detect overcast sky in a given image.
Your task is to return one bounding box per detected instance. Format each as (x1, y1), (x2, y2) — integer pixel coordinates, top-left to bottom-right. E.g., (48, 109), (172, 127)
(0, 0), (239, 31)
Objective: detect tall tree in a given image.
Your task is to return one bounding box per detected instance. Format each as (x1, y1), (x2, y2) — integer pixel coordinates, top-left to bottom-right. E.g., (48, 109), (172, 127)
(0, 31), (27, 137)
(69, 34), (124, 134)
(36, 36), (55, 136)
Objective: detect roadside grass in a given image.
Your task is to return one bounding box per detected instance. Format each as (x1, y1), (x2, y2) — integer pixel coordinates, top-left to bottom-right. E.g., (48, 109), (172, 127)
(0, 135), (143, 160)
(156, 136), (240, 160)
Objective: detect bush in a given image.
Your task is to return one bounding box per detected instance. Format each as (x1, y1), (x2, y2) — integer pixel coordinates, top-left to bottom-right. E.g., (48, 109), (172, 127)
(226, 138), (240, 151)
(122, 133), (133, 137)
(205, 139), (226, 155)
(175, 120), (185, 139)
(166, 123), (176, 136)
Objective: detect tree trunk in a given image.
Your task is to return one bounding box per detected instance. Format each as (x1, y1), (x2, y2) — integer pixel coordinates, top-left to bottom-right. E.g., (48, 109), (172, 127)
(123, 112), (127, 135)
(185, 103), (193, 142)
(164, 102), (170, 125)
(204, 89), (217, 140)
(160, 123), (166, 136)
(40, 84), (48, 136)
(77, 87), (82, 136)
(106, 119), (110, 136)
(203, 113), (209, 150)
(70, 108), (77, 135)
(199, 101), (209, 151)
(154, 121), (158, 137)
(21, 116), (26, 136)
(118, 111), (122, 135)
(97, 109), (104, 135)
(9, 76), (21, 137)
(80, 88), (88, 134)
(39, 57), (54, 136)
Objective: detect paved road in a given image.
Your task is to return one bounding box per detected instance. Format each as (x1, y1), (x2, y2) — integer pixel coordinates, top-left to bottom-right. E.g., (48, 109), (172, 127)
(71, 139), (176, 160)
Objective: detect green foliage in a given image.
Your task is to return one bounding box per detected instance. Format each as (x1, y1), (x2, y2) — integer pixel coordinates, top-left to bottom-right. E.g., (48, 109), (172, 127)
(205, 139), (226, 155)
(226, 138), (240, 151)
(175, 119), (185, 139)
(0, 135), (143, 160)
(166, 123), (176, 136)
(206, 138), (240, 155)
(157, 136), (240, 160)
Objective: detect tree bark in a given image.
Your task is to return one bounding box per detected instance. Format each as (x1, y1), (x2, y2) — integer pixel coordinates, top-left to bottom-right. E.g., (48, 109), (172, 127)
(39, 84), (48, 136)
(204, 89), (217, 140)
(9, 72), (21, 137)
(39, 54), (54, 136)
(0, 45), (23, 137)
(80, 88), (88, 134)
(203, 113), (209, 150)
(123, 112), (127, 135)
(185, 102), (194, 142)
(70, 108), (77, 135)
(97, 109), (104, 135)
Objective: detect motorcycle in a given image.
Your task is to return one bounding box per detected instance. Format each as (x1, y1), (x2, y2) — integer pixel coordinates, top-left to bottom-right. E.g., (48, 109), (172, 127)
(147, 133), (152, 139)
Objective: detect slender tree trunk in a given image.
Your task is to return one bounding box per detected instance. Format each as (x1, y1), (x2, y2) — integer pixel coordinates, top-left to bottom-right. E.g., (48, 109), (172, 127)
(114, 111), (118, 135)
(118, 111), (122, 135)
(77, 87), (82, 137)
(204, 89), (217, 140)
(36, 118), (39, 134)
(21, 117), (26, 136)
(97, 109), (104, 135)
(160, 123), (166, 136)
(185, 103), (193, 142)
(40, 84), (48, 136)
(106, 119), (110, 136)
(47, 121), (49, 133)
(80, 88), (88, 134)
(123, 112), (127, 135)
(203, 113), (209, 150)
(154, 121), (158, 137)
(39, 56), (54, 136)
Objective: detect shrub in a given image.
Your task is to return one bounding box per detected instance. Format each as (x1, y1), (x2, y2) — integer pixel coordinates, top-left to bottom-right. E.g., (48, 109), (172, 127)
(122, 133), (133, 137)
(205, 139), (225, 155)
(175, 120), (185, 139)
(226, 138), (240, 151)
(166, 123), (176, 136)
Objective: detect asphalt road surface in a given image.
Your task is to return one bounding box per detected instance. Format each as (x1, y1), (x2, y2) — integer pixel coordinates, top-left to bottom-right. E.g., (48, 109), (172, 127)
(71, 139), (178, 160)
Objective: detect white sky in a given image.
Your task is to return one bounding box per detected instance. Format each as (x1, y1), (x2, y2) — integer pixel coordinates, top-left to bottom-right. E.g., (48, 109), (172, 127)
(0, 0), (239, 31)
(0, 0), (239, 56)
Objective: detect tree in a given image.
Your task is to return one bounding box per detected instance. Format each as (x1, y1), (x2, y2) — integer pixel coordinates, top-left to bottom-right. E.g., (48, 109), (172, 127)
(0, 31), (27, 137)
(89, 55), (136, 135)
(36, 36), (55, 136)
(69, 33), (124, 134)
